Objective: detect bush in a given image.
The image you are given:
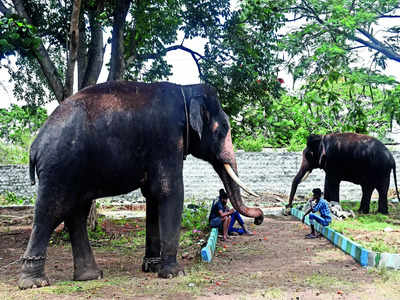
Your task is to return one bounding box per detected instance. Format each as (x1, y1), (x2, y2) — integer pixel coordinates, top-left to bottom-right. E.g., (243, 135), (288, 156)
(235, 134), (269, 152)
(0, 191), (34, 205)
(181, 202), (210, 234)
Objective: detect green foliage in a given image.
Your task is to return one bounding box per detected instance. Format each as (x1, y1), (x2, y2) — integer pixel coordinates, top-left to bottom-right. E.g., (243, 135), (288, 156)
(0, 191), (34, 205)
(234, 134), (269, 152)
(0, 104), (47, 144)
(0, 15), (40, 59)
(181, 203), (210, 233)
(233, 70), (399, 150)
(0, 140), (30, 164)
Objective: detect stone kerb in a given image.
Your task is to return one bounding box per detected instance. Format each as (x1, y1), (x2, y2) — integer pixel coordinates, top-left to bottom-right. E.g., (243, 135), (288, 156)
(291, 207), (400, 269)
(1, 149), (399, 204)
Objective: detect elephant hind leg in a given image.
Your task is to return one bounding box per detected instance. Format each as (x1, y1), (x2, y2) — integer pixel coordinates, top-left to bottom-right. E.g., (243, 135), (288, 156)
(359, 185), (374, 214)
(18, 187), (64, 289)
(376, 177), (390, 215)
(65, 200), (103, 281)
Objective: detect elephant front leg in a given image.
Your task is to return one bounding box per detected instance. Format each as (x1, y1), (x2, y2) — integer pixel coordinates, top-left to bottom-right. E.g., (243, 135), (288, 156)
(157, 177), (185, 278)
(324, 176), (340, 203)
(376, 177), (390, 215)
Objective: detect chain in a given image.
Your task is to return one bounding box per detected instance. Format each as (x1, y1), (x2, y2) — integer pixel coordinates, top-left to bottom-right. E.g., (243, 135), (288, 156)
(143, 257), (161, 264)
(20, 255), (46, 262)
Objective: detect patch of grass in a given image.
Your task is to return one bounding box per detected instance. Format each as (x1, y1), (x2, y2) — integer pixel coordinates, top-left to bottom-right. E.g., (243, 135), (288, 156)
(327, 201), (400, 253)
(304, 273), (350, 289)
(40, 277), (127, 295)
(368, 267), (400, 283)
(262, 288), (284, 299)
(330, 214), (400, 234)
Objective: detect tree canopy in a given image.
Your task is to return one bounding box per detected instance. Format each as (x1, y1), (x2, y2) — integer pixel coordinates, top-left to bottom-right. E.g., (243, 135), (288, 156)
(0, 0), (399, 149)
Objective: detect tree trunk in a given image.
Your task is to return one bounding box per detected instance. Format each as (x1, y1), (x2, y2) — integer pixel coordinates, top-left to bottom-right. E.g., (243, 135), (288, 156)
(88, 201), (98, 231)
(107, 0), (131, 81)
(64, 0), (82, 99)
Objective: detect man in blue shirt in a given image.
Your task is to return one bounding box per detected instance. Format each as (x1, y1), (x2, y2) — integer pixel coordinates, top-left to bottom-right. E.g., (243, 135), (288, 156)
(302, 188), (332, 239)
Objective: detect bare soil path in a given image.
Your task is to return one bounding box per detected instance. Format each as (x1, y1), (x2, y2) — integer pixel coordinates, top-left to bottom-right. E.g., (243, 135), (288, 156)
(1, 213), (399, 300)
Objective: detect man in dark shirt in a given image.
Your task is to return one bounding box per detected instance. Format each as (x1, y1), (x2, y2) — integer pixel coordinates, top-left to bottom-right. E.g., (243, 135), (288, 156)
(209, 189), (234, 241)
(209, 189), (252, 240)
(302, 188), (332, 239)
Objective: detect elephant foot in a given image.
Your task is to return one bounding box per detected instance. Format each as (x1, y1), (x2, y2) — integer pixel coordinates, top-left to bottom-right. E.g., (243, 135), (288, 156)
(18, 256), (49, 290)
(158, 262), (185, 279)
(142, 257), (161, 273)
(358, 208), (369, 214)
(18, 274), (50, 290)
(378, 208), (389, 215)
(74, 267), (103, 281)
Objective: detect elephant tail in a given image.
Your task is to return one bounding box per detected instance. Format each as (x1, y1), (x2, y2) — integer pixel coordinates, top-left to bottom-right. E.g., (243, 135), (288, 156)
(393, 163), (400, 202)
(29, 144), (37, 186)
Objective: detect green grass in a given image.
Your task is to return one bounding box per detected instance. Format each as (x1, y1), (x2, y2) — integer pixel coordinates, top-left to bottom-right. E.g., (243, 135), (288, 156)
(328, 201), (400, 253)
(304, 273), (350, 289)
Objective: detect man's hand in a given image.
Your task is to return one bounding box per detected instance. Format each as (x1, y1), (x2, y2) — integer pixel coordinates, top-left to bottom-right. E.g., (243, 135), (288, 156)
(229, 208), (235, 214)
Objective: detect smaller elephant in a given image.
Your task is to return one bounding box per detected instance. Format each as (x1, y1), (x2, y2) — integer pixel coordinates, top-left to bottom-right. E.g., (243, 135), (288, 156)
(288, 133), (400, 214)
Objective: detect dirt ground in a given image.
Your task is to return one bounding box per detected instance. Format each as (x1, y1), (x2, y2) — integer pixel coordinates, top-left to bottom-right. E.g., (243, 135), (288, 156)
(1, 204), (400, 300)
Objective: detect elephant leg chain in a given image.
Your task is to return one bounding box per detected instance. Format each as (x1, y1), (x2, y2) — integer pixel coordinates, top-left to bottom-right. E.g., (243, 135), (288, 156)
(142, 256), (161, 273)
(20, 255), (47, 280)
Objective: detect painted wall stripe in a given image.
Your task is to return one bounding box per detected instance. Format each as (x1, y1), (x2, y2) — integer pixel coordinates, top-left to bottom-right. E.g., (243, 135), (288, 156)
(201, 228), (218, 262)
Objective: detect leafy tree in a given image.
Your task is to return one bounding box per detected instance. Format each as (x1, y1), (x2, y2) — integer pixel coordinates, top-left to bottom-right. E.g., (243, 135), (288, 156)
(0, 0), (284, 112)
(249, 70), (398, 149)
(0, 104), (47, 144)
(230, 0), (400, 148)
(279, 0), (400, 79)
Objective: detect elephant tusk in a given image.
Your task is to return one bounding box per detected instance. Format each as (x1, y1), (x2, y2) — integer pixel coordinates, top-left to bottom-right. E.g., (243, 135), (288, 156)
(300, 171), (311, 183)
(224, 164), (259, 197)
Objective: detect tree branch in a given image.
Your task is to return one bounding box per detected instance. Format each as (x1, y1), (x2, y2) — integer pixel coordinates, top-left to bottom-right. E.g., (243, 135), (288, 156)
(80, 1), (105, 88)
(64, 0), (81, 98)
(354, 28), (400, 62)
(138, 44), (204, 61)
(107, 0), (131, 81)
(12, 0), (65, 102)
(0, 0), (12, 15)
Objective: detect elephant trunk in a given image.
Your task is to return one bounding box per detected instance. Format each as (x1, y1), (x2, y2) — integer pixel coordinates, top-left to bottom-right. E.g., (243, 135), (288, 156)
(288, 163), (311, 208)
(214, 129), (263, 225)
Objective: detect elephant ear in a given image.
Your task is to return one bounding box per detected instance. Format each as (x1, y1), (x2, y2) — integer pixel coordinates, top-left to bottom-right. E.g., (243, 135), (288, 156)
(189, 96), (204, 140)
(306, 134), (323, 164)
(318, 136), (327, 168)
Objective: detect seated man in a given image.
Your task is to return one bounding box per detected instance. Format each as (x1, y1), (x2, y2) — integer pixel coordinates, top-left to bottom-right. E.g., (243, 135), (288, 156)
(209, 189), (251, 240)
(302, 188), (332, 239)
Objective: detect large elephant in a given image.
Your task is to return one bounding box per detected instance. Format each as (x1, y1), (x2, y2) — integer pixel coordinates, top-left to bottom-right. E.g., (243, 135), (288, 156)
(18, 81), (263, 289)
(288, 133), (400, 214)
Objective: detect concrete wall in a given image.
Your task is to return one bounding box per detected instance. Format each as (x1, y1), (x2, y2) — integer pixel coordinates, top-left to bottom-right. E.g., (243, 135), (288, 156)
(1, 149), (400, 204)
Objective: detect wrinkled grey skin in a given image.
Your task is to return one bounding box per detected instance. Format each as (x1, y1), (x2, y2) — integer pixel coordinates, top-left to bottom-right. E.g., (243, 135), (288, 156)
(18, 81), (263, 289)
